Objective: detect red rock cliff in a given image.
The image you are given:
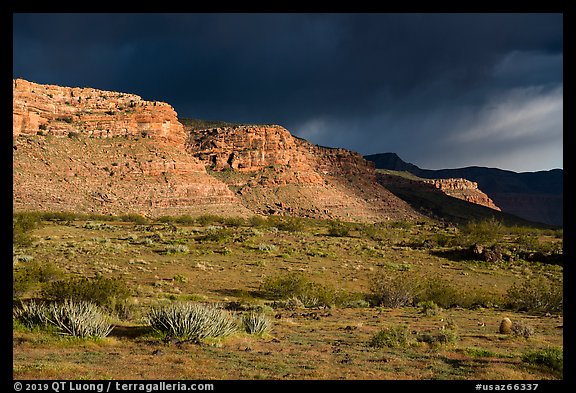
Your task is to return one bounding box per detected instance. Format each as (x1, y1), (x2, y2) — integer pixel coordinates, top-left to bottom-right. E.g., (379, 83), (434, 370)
(12, 79), (250, 217)
(422, 178), (501, 211)
(13, 78), (186, 145)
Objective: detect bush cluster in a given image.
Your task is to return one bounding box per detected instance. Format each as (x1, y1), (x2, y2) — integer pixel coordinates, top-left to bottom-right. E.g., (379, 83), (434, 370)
(42, 275), (132, 317)
(327, 220), (352, 237)
(369, 270), (503, 309)
(260, 273), (337, 308)
(13, 212), (43, 247)
(505, 277), (562, 314)
(199, 227), (235, 243)
(416, 329), (459, 347)
(369, 325), (411, 348)
(457, 217), (503, 246)
(268, 217), (305, 232)
(522, 347), (563, 376)
(13, 261), (63, 299)
(368, 271), (418, 308)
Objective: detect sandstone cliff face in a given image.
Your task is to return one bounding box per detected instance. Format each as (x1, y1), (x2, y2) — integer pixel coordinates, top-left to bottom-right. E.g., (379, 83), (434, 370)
(13, 78), (186, 145)
(186, 125), (324, 185)
(13, 79), (250, 217)
(421, 178), (501, 211)
(377, 174), (500, 211)
(187, 125), (376, 182)
(13, 79), (422, 222)
(185, 125), (420, 222)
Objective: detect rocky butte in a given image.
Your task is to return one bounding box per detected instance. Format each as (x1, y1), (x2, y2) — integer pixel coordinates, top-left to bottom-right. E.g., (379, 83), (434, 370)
(12, 79), (421, 222)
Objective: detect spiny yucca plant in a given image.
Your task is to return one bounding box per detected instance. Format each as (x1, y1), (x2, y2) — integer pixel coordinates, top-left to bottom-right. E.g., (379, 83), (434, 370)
(45, 299), (114, 338)
(242, 311), (271, 336)
(147, 302), (239, 341)
(13, 300), (49, 328)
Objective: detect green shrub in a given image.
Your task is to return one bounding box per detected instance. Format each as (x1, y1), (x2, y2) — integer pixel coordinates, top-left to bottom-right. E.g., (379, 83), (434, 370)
(173, 274), (188, 284)
(272, 217), (305, 232)
(13, 262), (63, 298)
(418, 300), (441, 316)
(45, 300), (113, 338)
(196, 214), (224, 226)
(13, 273), (33, 299)
(162, 244), (190, 254)
(42, 275), (132, 316)
(156, 215), (194, 225)
(327, 220), (351, 237)
(260, 273), (336, 307)
(369, 325), (411, 348)
(333, 291), (371, 308)
(82, 221), (114, 230)
(13, 212), (43, 247)
(257, 243), (277, 253)
(147, 302), (239, 340)
(248, 215), (267, 227)
(368, 271), (418, 308)
(433, 233), (454, 247)
(506, 277), (563, 314)
(416, 329), (459, 347)
(119, 213), (148, 224)
(522, 347), (563, 376)
(200, 227), (234, 243)
(19, 261), (63, 283)
(223, 217), (245, 227)
(457, 217), (503, 246)
(242, 311), (271, 336)
(416, 278), (461, 309)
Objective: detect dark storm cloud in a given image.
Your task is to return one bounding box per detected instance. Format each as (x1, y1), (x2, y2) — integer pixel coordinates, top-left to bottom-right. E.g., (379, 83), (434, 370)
(13, 13), (563, 172)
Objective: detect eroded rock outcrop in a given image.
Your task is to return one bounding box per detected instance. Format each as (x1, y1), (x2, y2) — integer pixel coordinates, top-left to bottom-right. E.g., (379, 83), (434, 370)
(13, 78), (186, 145)
(13, 79), (250, 217)
(13, 79), (422, 222)
(377, 174), (500, 211)
(421, 178), (500, 211)
(186, 125), (420, 222)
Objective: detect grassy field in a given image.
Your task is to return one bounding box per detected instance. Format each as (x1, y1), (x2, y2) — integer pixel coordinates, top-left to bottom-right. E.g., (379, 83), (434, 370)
(13, 213), (563, 380)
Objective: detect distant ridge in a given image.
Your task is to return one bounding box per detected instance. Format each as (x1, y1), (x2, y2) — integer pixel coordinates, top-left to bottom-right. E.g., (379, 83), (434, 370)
(365, 153), (563, 226)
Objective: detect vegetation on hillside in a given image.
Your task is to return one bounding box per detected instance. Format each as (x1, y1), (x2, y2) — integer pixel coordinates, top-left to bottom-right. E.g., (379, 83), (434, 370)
(12, 212), (563, 380)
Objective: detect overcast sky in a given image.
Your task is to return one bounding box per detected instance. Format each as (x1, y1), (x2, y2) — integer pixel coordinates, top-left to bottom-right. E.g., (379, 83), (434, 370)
(12, 13), (563, 172)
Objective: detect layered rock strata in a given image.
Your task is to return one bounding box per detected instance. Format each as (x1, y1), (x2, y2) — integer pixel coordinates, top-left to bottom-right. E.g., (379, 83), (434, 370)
(421, 178), (500, 211)
(13, 79), (250, 217)
(13, 79), (422, 222)
(186, 125), (421, 222)
(377, 174), (500, 211)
